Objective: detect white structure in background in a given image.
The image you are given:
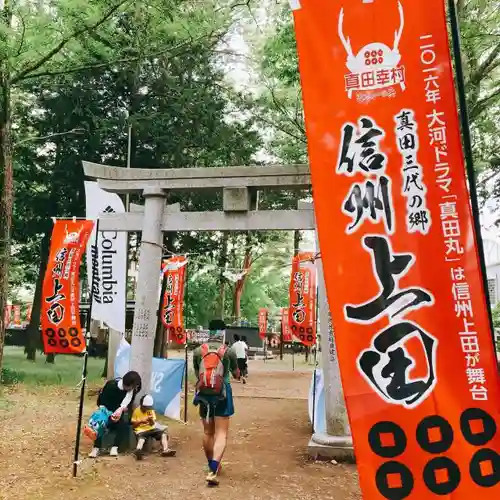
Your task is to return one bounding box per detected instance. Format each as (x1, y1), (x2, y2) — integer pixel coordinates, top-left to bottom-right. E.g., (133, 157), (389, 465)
(481, 230), (500, 359)
(480, 184), (500, 307)
(483, 231), (500, 307)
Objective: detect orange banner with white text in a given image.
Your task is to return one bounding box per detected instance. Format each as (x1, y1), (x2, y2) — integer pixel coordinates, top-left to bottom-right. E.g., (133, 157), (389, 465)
(292, 0), (500, 498)
(258, 308), (268, 339)
(281, 307), (293, 342)
(259, 308), (268, 339)
(288, 252), (317, 346)
(41, 219), (94, 354)
(161, 256), (187, 344)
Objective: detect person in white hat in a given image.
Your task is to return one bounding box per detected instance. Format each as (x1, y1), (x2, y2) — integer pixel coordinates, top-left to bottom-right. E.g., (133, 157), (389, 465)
(131, 394), (176, 460)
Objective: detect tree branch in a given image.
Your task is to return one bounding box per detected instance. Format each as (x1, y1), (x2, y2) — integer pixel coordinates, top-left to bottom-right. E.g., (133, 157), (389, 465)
(15, 14), (26, 57)
(470, 41), (500, 86)
(11, 0), (131, 84)
(16, 29), (222, 81)
(470, 86), (500, 120)
(14, 128), (85, 148)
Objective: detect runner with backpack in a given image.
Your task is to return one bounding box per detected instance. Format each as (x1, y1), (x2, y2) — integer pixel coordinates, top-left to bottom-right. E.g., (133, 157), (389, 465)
(193, 330), (240, 486)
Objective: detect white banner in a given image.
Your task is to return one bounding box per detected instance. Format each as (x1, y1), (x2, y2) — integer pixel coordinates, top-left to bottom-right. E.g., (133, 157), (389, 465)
(115, 339), (185, 420)
(85, 181), (127, 333)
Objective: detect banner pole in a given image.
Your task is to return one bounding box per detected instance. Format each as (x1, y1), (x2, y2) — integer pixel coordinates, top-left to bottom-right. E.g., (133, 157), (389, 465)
(184, 343), (188, 423)
(156, 263), (167, 358)
(447, 0), (495, 349)
(279, 314), (284, 361)
(183, 261), (189, 423)
(311, 284), (319, 434)
(73, 218), (99, 478)
(311, 364), (317, 434)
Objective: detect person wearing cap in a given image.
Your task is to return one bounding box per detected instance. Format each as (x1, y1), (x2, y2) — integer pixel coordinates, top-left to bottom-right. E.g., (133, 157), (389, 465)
(131, 394), (176, 460)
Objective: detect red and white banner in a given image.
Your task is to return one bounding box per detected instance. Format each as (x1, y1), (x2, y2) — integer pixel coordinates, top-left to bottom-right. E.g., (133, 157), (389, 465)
(3, 305), (11, 327)
(161, 256), (187, 344)
(25, 304), (32, 323)
(258, 308), (268, 339)
(13, 305), (21, 326)
(292, 0), (500, 498)
(281, 307), (293, 342)
(288, 252), (317, 346)
(41, 219), (94, 354)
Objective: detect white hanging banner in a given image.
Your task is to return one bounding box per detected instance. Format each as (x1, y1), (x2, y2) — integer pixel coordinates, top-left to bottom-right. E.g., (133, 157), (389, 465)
(84, 181), (127, 333)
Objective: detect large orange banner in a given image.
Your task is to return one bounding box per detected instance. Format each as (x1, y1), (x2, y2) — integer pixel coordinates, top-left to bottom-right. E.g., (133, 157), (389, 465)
(161, 256), (187, 344)
(41, 220), (94, 354)
(292, 0), (500, 498)
(288, 252), (317, 346)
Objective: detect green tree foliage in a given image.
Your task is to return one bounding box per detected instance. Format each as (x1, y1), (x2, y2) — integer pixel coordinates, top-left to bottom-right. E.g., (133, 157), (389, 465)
(253, 1), (500, 176)
(184, 230), (293, 328)
(458, 0), (500, 199)
(4, 0), (304, 367)
(1, 0), (139, 370)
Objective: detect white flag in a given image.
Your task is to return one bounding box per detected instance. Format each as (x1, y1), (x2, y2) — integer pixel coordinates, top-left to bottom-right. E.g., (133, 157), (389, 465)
(85, 181), (127, 333)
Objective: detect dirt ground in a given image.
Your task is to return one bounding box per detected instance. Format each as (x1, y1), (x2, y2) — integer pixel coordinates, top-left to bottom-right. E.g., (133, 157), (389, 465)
(0, 362), (360, 500)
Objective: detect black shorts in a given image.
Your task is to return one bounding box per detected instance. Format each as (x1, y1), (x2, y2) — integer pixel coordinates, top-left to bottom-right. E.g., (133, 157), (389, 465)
(196, 383), (235, 419)
(237, 358), (247, 374)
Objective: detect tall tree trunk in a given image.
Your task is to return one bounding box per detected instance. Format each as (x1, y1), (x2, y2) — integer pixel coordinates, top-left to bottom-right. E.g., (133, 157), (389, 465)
(0, 3), (13, 373)
(102, 353), (108, 377)
(232, 233), (252, 325)
(154, 273), (168, 357)
(293, 230), (301, 257)
(25, 131), (61, 361)
(218, 232), (229, 319)
(25, 230), (52, 360)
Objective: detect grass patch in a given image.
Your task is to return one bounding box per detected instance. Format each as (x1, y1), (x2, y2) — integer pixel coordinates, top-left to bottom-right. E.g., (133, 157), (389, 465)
(1, 346), (105, 386)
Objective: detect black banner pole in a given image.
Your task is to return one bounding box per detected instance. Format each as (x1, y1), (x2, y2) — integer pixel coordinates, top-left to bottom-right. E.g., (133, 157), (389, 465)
(184, 344), (188, 423)
(279, 314), (284, 361)
(311, 364), (317, 434)
(311, 284), (320, 434)
(156, 263), (167, 358)
(73, 218), (99, 478)
(447, 0), (496, 352)
(183, 260), (189, 423)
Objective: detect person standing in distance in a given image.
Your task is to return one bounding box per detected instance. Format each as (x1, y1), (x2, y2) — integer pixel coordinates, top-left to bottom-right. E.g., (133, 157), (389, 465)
(232, 334), (249, 384)
(241, 335), (250, 378)
(193, 330), (240, 486)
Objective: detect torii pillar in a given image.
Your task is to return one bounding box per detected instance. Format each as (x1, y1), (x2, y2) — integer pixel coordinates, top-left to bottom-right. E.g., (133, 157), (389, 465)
(299, 201), (354, 460)
(129, 188), (167, 392)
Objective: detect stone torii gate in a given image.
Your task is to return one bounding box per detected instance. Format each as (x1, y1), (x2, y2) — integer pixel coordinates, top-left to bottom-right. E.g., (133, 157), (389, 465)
(83, 161), (352, 459)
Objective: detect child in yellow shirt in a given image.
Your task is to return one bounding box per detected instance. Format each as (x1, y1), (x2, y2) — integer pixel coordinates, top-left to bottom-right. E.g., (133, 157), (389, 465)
(131, 394), (176, 460)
